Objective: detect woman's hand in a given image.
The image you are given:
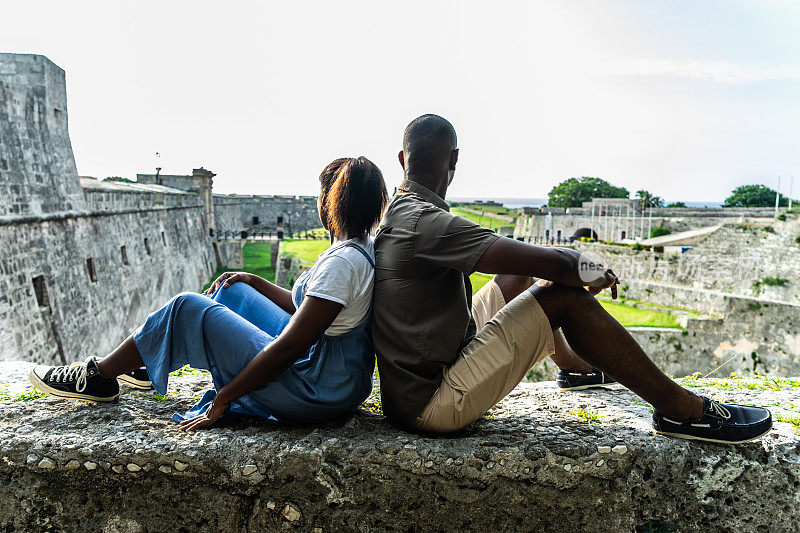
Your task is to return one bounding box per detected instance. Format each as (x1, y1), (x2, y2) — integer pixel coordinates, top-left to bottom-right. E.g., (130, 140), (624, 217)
(178, 394), (230, 432)
(204, 272), (255, 295)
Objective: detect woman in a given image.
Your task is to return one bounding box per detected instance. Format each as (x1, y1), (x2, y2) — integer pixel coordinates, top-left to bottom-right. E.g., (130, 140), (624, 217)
(29, 156), (388, 430)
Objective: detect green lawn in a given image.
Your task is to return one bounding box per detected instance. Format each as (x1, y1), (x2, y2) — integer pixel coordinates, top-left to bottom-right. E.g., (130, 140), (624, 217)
(202, 242), (277, 291)
(470, 273), (493, 293)
(451, 207), (514, 231)
(458, 203), (517, 216)
(596, 295), (701, 316)
(281, 239), (331, 264)
(598, 299), (681, 328)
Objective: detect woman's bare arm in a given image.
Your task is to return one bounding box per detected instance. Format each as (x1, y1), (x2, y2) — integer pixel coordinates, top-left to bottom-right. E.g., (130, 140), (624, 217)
(179, 295), (342, 431)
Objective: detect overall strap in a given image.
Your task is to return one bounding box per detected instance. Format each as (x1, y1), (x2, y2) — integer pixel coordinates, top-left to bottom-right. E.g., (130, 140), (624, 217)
(331, 241), (375, 269)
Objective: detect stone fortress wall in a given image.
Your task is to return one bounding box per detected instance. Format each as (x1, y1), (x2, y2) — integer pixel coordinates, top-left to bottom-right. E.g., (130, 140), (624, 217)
(212, 194), (319, 237)
(137, 173), (321, 238)
(0, 54), (224, 364)
(515, 200), (777, 242)
(0, 53), (323, 366)
(0, 53), (324, 365)
(502, 195), (800, 380)
(522, 213), (800, 380)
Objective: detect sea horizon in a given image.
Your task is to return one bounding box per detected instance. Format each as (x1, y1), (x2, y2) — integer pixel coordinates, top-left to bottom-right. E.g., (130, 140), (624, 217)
(449, 197), (724, 209)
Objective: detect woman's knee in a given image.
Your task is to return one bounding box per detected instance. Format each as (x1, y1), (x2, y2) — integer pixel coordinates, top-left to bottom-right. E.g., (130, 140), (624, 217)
(212, 281), (254, 305)
(172, 291), (212, 309)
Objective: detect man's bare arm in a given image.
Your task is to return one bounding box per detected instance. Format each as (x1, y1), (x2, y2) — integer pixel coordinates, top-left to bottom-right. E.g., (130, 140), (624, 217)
(474, 237), (618, 295)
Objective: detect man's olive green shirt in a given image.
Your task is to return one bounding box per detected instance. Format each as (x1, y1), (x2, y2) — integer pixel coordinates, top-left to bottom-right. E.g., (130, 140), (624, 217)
(372, 179), (500, 424)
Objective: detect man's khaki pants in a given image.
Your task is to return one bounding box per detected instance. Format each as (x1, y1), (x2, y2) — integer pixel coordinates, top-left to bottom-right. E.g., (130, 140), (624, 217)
(413, 279), (555, 433)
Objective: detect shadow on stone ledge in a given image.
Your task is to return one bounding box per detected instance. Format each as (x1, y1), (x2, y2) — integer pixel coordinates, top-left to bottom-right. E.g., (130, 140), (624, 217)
(1, 361), (798, 532)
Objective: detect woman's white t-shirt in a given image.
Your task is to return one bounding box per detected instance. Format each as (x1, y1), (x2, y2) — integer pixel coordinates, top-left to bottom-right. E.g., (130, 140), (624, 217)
(298, 238), (374, 336)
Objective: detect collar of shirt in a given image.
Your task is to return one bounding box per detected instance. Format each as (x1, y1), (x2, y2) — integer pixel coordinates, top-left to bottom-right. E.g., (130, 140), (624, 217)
(397, 179), (450, 212)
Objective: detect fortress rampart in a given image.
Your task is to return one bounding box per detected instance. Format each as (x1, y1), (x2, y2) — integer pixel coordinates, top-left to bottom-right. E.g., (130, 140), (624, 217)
(515, 201), (778, 242)
(0, 53), (320, 365)
(212, 194), (320, 237)
(0, 54), (223, 364)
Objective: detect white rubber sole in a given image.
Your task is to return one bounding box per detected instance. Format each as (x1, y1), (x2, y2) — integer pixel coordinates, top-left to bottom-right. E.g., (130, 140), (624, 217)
(654, 428), (772, 444)
(117, 375), (153, 390)
(28, 371), (119, 402)
(557, 382), (617, 391)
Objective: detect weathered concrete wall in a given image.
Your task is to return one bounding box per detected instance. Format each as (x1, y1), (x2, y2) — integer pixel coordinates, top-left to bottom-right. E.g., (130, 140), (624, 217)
(213, 239), (245, 271)
(0, 54), (222, 365)
(274, 252), (310, 290)
(1, 361), (798, 532)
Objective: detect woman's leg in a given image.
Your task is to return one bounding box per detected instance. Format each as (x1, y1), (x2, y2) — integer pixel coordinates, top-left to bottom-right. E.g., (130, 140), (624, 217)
(30, 291), (278, 403)
(211, 282), (292, 337)
(95, 335), (144, 378)
(99, 285), (292, 383)
(128, 291), (277, 394)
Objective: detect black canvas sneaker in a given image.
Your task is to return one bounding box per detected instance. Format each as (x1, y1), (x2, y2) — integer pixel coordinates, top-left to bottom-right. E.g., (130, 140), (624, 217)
(653, 396), (772, 444)
(557, 367), (616, 390)
(29, 357), (119, 402)
(117, 367), (153, 390)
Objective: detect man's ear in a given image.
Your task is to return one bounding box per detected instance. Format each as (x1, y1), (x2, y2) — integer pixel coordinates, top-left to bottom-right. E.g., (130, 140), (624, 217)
(449, 149), (459, 171)
(398, 150), (405, 170)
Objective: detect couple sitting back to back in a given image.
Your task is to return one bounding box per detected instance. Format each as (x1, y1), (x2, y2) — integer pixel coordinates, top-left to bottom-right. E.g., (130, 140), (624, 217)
(31, 114), (772, 444)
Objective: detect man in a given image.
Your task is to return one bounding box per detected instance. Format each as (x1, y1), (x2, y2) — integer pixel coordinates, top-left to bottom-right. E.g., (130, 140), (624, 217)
(372, 114), (772, 443)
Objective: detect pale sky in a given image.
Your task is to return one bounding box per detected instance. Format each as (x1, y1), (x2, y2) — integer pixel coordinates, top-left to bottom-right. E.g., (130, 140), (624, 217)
(3, 0), (799, 202)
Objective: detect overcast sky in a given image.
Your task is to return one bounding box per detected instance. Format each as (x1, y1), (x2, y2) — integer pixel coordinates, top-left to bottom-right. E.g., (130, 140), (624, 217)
(3, 0), (799, 202)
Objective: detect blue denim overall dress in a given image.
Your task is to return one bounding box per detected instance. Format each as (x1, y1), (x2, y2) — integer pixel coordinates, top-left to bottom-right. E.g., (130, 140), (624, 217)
(132, 241), (376, 424)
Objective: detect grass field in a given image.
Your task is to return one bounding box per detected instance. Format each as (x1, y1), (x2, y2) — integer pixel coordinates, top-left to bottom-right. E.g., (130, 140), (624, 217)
(202, 242), (277, 291)
(280, 239), (330, 264)
(470, 272), (493, 293)
(598, 299), (681, 328)
(457, 204), (517, 216)
(451, 207), (514, 231)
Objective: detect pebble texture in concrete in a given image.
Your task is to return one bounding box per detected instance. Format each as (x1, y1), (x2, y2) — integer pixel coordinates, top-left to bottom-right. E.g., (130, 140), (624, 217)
(1, 361), (798, 532)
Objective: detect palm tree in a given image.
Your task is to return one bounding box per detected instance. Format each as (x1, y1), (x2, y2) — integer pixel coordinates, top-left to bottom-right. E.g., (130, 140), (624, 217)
(636, 190), (664, 209)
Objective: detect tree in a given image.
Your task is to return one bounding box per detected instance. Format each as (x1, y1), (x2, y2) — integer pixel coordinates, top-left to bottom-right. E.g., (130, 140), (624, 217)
(103, 176), (134, 183)
(636, 190), (665, 209)
(547, 177), (628, 208)
(650, 227), (671, 238)
(723, 184), (795, 207)
(667, 201), (687, 208)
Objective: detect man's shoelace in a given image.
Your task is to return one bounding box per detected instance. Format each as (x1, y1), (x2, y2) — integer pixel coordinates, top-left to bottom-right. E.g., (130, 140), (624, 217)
(708, 399), (732, 420)
(50, 362), (89, 393)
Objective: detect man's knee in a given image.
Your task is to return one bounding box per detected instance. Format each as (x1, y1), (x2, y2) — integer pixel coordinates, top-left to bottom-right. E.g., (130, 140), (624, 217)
(529, 283), (595, 327)
(494, 275), (534, 303)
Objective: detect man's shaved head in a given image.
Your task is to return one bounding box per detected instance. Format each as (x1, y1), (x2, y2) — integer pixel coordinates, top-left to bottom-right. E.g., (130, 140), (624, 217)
(402, 114), (458, 176)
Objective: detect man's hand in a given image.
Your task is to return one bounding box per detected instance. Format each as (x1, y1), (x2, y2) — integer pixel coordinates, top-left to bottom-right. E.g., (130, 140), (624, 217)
(584, 269), (620, 299)
(204, 272), (255, 295)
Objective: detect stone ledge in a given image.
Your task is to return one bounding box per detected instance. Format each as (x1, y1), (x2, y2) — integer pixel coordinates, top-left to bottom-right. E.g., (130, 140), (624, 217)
(1, 362), (798, 532)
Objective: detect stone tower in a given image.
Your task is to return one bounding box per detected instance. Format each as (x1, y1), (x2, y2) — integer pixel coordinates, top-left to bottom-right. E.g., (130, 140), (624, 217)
(0, 53), (85, 216)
